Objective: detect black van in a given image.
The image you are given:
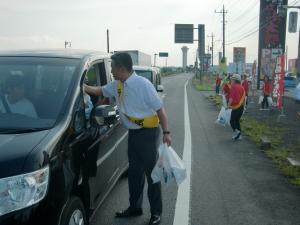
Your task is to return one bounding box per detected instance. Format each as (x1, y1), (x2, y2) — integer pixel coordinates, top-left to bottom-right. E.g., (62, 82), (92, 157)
(0, 50), (128, 225)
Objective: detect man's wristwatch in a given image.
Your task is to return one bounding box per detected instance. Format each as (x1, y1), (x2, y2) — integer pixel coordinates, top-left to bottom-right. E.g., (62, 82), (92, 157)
(163, 131), (170, 135)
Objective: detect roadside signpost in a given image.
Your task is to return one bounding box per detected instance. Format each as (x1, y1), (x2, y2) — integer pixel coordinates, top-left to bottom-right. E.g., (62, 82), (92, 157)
(159, 52), (169, 66)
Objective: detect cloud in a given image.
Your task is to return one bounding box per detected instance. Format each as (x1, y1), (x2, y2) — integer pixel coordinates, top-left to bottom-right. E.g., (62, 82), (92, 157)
(0, 35), (63, 50)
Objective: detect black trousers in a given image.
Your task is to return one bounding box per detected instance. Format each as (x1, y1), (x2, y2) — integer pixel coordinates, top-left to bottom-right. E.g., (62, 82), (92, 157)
(127, 127), (162, 215)
(262, 95), (269, 108)
(230, 105), (244, 132)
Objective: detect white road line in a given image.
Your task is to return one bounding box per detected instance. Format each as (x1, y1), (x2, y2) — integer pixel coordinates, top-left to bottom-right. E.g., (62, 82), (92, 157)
(173, 79), (192, 225)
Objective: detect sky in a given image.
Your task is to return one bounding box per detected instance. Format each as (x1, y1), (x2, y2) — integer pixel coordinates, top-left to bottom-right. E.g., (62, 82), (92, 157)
(0, 0), (299, 67)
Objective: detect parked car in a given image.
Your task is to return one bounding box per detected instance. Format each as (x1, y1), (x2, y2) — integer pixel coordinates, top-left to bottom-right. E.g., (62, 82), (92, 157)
(133, 65), (164, 92)
(284, 76), (297, 88)
(294, 82), (300, 102)
(0, 50), (128, 225)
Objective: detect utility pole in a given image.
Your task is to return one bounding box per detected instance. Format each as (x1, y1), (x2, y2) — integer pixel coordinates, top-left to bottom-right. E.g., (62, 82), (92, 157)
(107, 29), (110, 53)
(215, 5), (227, 58)
(208, 33), (215, 67)
(154, 53), (158, 67)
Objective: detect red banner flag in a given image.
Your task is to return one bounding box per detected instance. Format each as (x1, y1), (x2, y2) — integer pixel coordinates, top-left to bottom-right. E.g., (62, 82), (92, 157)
(272, 55), (285, 110)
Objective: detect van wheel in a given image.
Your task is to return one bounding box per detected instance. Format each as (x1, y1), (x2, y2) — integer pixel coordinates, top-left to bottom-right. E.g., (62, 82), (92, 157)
(60, 196), (87, 225)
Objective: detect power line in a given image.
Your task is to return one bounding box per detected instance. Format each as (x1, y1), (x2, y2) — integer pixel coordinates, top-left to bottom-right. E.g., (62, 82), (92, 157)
(229, 0), (259, 25)
(227, 14), (259, 36)
(226, 0), (241, 10)
(227, 18), (259, 42)
(226, 14), (278, 45)
(216, 0), (225, 11)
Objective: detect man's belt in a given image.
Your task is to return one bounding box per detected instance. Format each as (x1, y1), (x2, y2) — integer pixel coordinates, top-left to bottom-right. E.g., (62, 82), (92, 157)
(126, 114), (159, 128)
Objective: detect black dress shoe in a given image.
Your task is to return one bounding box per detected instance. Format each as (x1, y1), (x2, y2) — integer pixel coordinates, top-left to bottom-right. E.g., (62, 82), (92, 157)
(115, 207), (143, 218)
(149, 214), (161, 225)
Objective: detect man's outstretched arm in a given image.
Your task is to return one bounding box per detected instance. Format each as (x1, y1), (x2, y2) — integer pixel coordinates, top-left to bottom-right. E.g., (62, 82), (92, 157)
(83, 84), (102, 96)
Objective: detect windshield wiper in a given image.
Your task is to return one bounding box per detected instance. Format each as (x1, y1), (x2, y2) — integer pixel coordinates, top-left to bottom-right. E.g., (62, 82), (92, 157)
(0, 127), (50, 134)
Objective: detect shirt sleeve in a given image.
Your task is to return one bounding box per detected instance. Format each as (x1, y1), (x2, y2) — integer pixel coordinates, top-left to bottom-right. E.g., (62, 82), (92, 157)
(143, 81), (163, 111)
(102, 81), (117, 98)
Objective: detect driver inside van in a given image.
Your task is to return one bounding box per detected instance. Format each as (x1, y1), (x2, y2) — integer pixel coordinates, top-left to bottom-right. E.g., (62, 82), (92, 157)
(0, 75), (38, 118)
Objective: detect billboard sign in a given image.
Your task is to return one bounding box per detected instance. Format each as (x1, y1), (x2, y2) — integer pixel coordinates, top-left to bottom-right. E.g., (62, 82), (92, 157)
(288, 11), (298, 33)
(175, 24), (194, 43)
(159, 52), (169, 57)
(233, 47), (246, 64)
(258, 0), (287, 87)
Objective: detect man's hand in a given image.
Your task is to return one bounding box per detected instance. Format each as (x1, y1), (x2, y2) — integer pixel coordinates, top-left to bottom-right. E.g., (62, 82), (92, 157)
(163, 133), (171, 146)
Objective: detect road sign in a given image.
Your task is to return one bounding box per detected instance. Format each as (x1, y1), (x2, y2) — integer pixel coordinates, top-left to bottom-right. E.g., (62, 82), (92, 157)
(159, 52), (168, 57)
(288, 11), (298, 33)
(174, 24), (194, 43)
(233, 47), (246, 64)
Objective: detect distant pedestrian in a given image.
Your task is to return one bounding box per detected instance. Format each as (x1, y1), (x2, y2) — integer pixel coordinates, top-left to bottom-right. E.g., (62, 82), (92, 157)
(222, 75), (231, 104)
(227, 74), (245, 140)
(241, 74), (249, 108)
(215, 74), (221, 95)
(261, 76), (271, 110)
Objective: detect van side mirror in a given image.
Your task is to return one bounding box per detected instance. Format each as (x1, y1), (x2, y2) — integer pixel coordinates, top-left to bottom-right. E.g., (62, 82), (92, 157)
(92, 105), (117, 126)
(157, 85), (164, 92)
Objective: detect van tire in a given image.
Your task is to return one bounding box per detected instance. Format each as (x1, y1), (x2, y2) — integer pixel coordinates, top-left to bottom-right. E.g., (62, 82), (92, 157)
(60, 196), (87, 225)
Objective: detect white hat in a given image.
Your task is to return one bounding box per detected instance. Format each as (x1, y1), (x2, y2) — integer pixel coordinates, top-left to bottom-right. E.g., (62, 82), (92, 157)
(231, 74), (241, 81)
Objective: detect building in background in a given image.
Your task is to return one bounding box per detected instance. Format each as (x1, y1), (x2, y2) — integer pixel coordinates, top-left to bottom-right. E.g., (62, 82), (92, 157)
(288, 59), (297, 74)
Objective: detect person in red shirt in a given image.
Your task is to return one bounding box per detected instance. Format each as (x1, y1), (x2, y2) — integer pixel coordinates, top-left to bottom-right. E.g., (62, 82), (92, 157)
(241, 74), (249, 107)
(215, 74), (221, 95)
(222, 75), (231, 104)
(228, 74), (245, 140)
(261, 76), (271, 109)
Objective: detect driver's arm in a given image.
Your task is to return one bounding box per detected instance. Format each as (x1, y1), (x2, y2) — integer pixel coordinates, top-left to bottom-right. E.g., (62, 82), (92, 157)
(83, 84), (102, 97)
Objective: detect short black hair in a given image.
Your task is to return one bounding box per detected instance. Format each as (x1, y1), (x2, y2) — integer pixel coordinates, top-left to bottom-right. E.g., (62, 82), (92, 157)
(111, 52), (133, 72)
(6, 75), (25, 89)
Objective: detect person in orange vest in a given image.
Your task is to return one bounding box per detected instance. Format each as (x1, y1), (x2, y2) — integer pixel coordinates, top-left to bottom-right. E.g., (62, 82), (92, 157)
(261, 76), (271, 110)
(241, 74), (249, 108)
(227, 74), (245, 140)
(222, 75), (231, 104)
(215, 74), (221, 95)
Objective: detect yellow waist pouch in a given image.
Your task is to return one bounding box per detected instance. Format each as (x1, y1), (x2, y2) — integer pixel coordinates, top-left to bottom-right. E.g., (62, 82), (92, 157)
(118, 81), (159, 128)
(127, 114), (159, 128)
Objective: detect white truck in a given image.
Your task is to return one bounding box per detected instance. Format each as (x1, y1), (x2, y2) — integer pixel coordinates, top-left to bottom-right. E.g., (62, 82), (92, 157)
(114, 50), (152, 66)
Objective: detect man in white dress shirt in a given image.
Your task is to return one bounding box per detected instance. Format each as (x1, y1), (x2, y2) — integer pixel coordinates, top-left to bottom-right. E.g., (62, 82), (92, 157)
(0, 75), (37, 118)
(84, 52), (171, 225)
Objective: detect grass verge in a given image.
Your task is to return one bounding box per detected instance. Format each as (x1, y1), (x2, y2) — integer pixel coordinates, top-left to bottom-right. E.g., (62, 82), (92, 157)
(192, 76), (214, 91)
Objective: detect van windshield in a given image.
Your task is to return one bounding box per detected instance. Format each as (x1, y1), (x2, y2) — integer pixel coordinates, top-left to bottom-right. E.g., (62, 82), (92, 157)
(0, 57), (80, 132)
(135, 70), (152, 82)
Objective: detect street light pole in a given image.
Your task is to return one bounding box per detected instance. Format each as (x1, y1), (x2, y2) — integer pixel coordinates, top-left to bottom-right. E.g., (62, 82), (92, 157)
(154, 53), (158, 67)
(107, 29), (110, 53)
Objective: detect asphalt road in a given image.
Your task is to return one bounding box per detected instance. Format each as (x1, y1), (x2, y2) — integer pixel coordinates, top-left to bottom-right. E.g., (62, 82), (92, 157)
(91, 73), (300, 225)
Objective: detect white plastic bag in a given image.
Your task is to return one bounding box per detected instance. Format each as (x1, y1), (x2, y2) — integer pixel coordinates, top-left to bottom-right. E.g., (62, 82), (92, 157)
(216, 107), (231, 127)
(151, 144), (186, 186)
(258, 96), (264, 104)
(267, 96), (273, 105)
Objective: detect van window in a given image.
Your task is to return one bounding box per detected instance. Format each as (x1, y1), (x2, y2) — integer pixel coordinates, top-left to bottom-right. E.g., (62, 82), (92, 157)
(83, 62), (111, 123)
(135, 70), (152, 82)
(0, 57), (79, 131)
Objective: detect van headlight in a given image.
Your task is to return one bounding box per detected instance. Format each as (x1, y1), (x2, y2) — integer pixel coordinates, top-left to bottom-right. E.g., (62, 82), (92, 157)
(0, 166), (49, 216)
